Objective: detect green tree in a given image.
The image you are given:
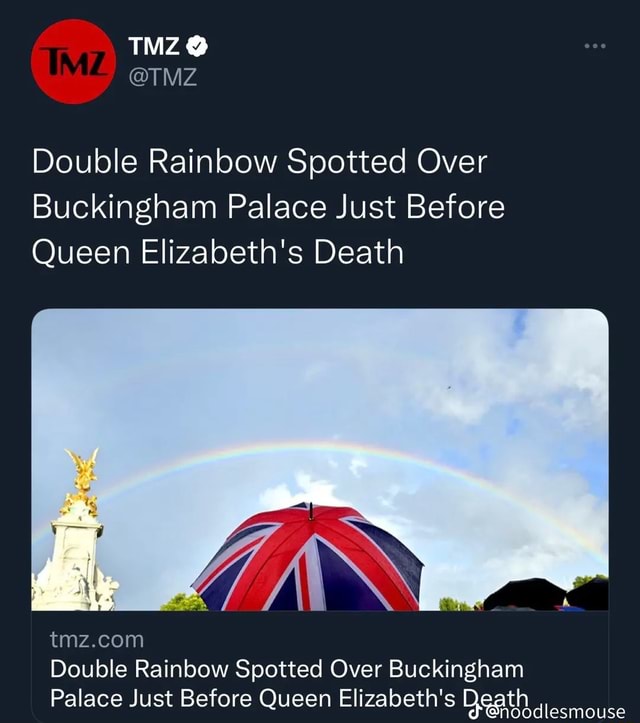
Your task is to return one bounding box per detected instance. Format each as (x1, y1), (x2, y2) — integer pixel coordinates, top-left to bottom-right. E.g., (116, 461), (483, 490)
(439, 597), (473, 611)
(160, 592), (207, 611)
(572, 574), (608, 589)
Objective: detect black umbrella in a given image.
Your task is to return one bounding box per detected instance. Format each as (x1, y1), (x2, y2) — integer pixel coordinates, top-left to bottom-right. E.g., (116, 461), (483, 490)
(488, 606), (535, 612)
(484, 577), (566, 611)
(566, 578), (608, 611)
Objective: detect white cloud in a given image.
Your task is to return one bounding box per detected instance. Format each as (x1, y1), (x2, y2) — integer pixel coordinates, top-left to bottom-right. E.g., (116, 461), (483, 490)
(259, 471), (349, 509)
(348, 456), (367, 478)
(348, 309), (608, 431)
(302, 361), (332, 383)
(377, 483), (402, 509)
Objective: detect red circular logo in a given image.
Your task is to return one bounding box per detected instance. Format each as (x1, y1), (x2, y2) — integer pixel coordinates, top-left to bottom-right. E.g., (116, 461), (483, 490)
(31, 19), (116, 104)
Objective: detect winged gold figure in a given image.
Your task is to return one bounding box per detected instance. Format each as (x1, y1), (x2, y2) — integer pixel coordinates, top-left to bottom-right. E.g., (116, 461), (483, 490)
(60, 448), (99, 517)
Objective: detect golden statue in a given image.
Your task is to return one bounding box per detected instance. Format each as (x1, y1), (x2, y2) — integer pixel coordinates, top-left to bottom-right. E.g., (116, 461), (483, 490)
(60, 448), (99, 517)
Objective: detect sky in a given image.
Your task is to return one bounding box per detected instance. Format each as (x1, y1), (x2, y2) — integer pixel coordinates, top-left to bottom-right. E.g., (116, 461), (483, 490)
(31, 309), (608, 610)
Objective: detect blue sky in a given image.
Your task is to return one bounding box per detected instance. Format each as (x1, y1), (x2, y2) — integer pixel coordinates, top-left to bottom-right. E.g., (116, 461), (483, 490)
(31, 309), (608, 610)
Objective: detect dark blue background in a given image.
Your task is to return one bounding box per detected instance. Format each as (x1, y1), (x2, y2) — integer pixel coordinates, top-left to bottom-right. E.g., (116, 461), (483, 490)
(7, 2), (637, 721)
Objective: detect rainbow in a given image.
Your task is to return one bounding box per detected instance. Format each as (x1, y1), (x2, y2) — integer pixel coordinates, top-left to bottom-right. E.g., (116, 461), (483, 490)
(31, 440), (608, 565)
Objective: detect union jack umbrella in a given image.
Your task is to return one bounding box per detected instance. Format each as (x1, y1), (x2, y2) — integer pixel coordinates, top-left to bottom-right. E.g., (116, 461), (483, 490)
(192, 502), (423, 610)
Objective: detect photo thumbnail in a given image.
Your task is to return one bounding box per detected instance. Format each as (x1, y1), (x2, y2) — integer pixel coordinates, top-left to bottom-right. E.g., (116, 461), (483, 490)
(31, 309), (608, 613)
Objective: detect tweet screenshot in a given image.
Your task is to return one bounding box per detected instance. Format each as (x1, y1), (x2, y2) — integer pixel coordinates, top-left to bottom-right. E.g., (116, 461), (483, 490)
(9, 3), (636, 722)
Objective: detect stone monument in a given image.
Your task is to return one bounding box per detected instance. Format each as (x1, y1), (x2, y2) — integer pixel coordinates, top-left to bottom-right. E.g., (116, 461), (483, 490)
(32, 449), (119, 611)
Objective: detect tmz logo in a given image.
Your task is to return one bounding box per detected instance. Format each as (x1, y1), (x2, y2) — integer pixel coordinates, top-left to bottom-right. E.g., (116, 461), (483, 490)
(43, 47), (109, 76)
(31, 19), (116, 104)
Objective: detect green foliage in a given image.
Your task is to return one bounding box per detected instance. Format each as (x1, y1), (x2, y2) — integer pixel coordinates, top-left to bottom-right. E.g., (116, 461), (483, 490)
(572, 574), (608, 589)
(439, 596), (473, 611)
(160, 592), (207, 611)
